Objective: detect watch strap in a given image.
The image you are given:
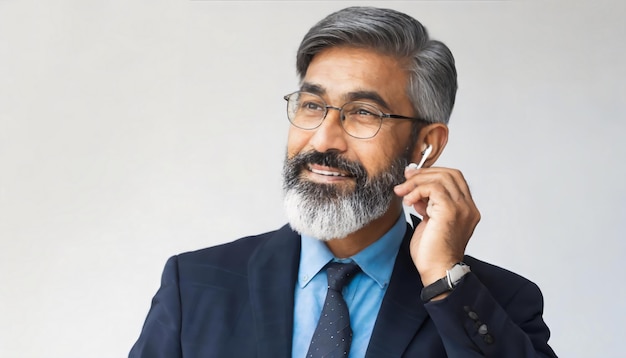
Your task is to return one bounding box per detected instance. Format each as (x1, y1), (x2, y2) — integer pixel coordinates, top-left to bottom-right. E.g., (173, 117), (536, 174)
(420, 262), (471, 302)
(420, 276), (451, 302)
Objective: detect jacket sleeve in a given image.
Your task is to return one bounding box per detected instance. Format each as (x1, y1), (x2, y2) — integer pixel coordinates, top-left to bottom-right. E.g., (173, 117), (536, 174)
(129, 256), (183, 358)
(424, 272), (557, 357)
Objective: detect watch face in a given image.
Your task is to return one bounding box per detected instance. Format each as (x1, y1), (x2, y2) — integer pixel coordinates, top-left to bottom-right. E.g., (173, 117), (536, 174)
(448, 263), (471, 286)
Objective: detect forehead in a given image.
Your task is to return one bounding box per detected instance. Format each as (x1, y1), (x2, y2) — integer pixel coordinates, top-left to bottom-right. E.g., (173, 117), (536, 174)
(302, 46), (411, 110)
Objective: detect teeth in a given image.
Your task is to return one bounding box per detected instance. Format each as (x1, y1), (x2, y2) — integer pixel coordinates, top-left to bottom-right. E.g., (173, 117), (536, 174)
(310, 167), (348, 177)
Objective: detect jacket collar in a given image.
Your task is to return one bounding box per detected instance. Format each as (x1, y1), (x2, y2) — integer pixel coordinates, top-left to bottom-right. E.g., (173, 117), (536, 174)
(248, 218), (427, 358)
(365, 220), (429, 357)
(248, 224), (301, 357)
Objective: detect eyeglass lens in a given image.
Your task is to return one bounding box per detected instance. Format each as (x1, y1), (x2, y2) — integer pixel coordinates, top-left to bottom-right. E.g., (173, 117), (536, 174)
(286, 92), (383, 139)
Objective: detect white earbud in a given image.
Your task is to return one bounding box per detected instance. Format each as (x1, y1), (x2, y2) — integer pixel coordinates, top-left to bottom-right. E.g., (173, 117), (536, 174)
(407, 144), (433, 170)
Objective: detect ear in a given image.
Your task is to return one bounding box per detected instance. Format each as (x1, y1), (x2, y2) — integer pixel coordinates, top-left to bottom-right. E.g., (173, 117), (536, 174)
(410, 123), (449, 167)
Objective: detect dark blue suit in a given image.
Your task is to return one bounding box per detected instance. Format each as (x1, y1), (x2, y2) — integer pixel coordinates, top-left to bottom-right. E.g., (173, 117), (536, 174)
(130, 223), (556, 357)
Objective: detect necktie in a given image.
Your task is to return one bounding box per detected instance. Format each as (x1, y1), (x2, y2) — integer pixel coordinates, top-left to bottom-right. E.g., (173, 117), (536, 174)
(306, 262), (361, 358)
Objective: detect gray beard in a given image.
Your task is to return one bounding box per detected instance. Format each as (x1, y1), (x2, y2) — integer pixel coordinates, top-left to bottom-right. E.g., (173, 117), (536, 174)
(282, 151), (407, 241)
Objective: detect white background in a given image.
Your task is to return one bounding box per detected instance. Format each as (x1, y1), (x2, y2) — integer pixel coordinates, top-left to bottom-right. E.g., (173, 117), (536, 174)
(1, 1), (624, 357)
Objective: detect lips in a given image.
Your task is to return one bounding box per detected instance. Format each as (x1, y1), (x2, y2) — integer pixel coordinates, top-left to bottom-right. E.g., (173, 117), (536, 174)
(307, 165), (352, 178)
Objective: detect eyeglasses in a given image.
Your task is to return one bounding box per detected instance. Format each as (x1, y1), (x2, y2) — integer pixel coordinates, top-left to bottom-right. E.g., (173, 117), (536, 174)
(284, 91), (430, 139)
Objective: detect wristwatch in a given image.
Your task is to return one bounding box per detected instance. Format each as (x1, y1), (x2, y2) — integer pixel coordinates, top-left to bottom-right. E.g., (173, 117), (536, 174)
(420, 262), (471, 302)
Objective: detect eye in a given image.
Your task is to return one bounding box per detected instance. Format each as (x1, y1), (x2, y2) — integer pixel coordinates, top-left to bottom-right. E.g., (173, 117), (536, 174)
(301, 101), (325, 111)
(354, 108), (376, 116)
(346, 103), (380, 118)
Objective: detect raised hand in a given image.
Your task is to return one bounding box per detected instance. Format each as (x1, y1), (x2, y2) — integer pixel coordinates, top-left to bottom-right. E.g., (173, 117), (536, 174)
(394, 166), (481, 293)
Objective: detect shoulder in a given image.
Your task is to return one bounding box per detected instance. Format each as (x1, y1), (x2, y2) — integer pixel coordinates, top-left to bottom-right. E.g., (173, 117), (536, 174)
(177, 227), (281, 265)
(169, 224), (299, 275)
(181, 230), (276, 259)
(156, 224), (300, 303)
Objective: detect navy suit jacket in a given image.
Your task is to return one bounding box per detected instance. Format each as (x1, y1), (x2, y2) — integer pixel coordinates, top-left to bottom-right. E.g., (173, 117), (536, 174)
(130, 223), (556, 357)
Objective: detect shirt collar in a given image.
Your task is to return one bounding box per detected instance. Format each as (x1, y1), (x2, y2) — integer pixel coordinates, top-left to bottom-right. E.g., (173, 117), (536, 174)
(298, 213), (407, 289)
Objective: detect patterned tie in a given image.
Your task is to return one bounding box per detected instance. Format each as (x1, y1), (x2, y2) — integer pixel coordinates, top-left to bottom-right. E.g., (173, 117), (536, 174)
(306, 262), (361, 358)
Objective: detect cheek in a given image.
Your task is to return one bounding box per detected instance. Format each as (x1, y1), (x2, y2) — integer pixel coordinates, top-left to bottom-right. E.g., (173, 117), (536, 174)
(358, 128), (412, 174)
(350, 142), (391, 175)
(286, 128), (310, 158)
(387, 123), (414, 156)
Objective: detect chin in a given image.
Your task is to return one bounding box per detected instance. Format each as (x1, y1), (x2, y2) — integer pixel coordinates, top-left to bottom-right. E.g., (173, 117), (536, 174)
(283, 187), (389, 241)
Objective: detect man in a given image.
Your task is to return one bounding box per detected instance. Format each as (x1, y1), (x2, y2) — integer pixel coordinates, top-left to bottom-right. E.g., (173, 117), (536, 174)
(130, 6), (556, 357)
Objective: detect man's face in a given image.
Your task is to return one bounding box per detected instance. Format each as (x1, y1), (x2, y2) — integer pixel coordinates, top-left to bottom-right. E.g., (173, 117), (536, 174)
(283, 46), (416, 240)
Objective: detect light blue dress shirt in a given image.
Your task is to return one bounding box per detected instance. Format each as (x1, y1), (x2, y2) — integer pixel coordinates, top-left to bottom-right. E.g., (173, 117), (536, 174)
(292, 215), (407, 358)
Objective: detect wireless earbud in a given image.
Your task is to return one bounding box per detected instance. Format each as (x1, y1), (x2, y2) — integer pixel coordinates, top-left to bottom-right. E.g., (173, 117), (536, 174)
(407, 144), (433, 170)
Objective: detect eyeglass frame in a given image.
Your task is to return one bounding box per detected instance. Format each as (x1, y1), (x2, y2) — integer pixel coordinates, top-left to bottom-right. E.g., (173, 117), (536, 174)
(283, 91), (432, 139)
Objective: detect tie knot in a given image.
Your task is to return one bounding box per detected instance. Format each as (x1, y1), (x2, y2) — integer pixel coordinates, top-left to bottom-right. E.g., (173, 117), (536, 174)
(326, 262), (360, 291)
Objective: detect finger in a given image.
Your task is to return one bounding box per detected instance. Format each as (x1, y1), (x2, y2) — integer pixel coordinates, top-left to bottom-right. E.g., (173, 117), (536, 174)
(412, 198), (428, 218)
(406, 179), (480, 233)
(401, 173), (476, 221)
(395, 168), (464, 201)
(402, 182), (457, 214)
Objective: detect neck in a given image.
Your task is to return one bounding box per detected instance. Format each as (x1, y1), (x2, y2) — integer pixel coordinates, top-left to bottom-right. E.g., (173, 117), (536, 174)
(324, 199), (404, 258)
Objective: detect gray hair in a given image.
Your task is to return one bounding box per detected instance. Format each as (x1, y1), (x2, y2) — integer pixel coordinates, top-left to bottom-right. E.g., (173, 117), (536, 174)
(296, 6), (457, 125)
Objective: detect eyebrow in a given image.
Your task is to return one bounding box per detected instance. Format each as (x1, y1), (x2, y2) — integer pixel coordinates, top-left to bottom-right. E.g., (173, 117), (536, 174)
(300, 82), (325, 96)
(345, 90), (391, 111)
(300, 82), (392, 111)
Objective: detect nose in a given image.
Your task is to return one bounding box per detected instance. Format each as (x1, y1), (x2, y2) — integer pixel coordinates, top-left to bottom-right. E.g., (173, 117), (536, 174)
(308, 107), (348, 153)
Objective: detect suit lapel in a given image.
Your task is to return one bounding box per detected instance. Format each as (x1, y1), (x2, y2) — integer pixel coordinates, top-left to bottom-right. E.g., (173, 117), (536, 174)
(248, 225), (301, 358)
(366, 223), (430, 357)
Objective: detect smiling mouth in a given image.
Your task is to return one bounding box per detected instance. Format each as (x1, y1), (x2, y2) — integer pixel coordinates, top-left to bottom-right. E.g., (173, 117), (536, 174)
(307, 165), (353, 178)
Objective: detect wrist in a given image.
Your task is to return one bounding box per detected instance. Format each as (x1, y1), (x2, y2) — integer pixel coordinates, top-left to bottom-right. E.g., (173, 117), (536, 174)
(419, 261), (459, 286)
(420, 262), (471, 302)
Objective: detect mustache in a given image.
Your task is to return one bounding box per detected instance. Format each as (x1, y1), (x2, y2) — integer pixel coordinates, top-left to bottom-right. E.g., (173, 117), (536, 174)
(287, 150), (367, 179)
